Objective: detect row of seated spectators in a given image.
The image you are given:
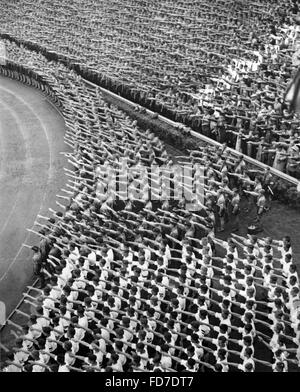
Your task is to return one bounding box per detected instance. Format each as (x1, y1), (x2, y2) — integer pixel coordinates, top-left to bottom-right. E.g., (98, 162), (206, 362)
(1, 0), (300, 177)
(0, 42), (299, 372)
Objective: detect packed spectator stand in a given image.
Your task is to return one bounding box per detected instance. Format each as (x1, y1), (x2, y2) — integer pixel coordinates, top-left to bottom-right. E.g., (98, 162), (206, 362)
(1, 0), (300, 177)
(0, 0), (300, 373)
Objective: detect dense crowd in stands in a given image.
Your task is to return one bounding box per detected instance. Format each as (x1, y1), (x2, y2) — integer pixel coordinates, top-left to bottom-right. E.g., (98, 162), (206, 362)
(1, 0), (300, 177)
(0, 41), (299, 372)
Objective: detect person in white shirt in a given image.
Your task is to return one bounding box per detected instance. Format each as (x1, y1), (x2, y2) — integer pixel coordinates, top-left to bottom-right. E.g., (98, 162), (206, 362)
(223, 253), (237, 270)
(58, 305), (71, 331)
(208, 335), (228, 352)
(215, 309), (232, 330)
(279, 242), (293, 259)
(2, 355), (22, 372)
(272, 361), (286, 372)
(159, 344), (173, 370)
(68, 243), (80, 263)
(281, 254), (293, 277)
(42, 289), (56, 317)
(57, 354), (70, 372)
(49, 278), (62, 301)
(240, 347), (255, 369)
(238, 362), (255, 372)
(135, 342), (150, 370)
(92, 338), (106, 366)
(63, 340), (77, 367)
(220, 275), (237, 300)
(61, 259), (73, 282)
(35, 306), (50, 329)
(13, 339), (30, 364)
(121, 247), (133, 264)
(29, 315), (43, 340)
(213, 324), (229, 340)
(260, 244), (273, 258)
(215, 238), (239, 259)
(30, 350), (48, 373)
(235, 335), (254, 359)
(182, 357), (199, 372)
(238, 324), (256, 340)
(45, 326), (59, 354)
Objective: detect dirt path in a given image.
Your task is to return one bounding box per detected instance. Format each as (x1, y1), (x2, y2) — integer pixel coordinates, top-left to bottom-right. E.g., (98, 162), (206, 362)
(0, 76), (70, 318)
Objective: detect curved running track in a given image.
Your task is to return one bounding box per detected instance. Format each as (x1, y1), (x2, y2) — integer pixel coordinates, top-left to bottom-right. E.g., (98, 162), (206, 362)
(0, 76), (70, 316)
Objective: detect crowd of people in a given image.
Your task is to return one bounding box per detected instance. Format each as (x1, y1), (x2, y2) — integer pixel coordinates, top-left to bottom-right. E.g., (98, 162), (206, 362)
(1, 0), (300, 177)
(0, 40), (299, 372)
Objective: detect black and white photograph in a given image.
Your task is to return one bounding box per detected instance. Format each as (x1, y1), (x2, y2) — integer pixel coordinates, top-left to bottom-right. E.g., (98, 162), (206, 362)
(0, 0), (299, 377)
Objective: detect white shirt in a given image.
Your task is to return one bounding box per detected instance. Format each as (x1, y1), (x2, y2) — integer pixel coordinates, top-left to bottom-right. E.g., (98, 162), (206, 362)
(65, 352), (75, 366)
(238, 361), (254, 372)
(32, 364), (45, 373)
(160, 353), (172, 369)
(14, 350), (29, 364)
(58, 364), (70, 372)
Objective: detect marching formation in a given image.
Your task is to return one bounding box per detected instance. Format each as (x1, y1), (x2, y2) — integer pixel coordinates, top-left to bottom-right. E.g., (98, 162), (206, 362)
(0, 41), (299, 372)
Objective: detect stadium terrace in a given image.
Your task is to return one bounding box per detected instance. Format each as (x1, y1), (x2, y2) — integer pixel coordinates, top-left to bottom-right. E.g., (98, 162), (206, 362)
(0, 0), (299, 374)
